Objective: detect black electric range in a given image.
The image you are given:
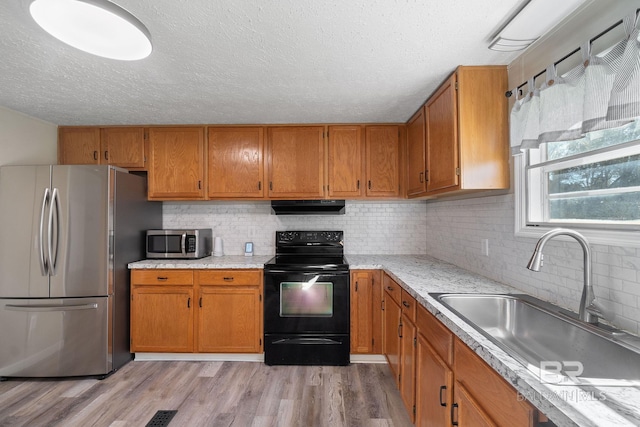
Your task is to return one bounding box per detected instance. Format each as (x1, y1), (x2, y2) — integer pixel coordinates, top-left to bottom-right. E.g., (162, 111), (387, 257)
(263, 231), (350, 366)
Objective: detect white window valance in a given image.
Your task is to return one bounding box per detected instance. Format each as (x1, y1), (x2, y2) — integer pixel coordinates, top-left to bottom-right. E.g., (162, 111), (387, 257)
(510, 12), (640, 154)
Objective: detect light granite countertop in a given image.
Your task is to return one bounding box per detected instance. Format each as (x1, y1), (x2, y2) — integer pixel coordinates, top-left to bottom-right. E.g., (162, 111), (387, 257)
(128, 255), (273, 269)
(128, 254), (640, 427)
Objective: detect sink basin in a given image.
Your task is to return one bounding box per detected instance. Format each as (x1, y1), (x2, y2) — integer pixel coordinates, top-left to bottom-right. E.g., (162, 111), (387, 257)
(431, 293), (640, 386)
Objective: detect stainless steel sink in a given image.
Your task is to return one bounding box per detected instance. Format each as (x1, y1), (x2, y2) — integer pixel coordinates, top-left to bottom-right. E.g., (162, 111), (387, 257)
(431, 293), (640, 386)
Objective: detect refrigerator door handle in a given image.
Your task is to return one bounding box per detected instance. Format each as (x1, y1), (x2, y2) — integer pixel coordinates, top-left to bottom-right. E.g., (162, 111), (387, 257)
(5, 303), (98, 312)
(38, 187), (50, 275)
(48, 187), (61, 276)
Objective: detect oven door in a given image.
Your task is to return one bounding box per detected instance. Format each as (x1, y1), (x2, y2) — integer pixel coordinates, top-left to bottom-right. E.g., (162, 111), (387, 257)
(264, 270), (349, 334)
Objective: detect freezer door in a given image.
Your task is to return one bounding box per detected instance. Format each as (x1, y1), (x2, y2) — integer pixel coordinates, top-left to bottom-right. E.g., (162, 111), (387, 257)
(0, 297), (110, 378)
(49, 166), (110, 298)
(0, 165), (52, 298)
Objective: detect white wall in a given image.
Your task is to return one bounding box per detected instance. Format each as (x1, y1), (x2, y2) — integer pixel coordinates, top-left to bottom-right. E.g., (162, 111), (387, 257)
(0, 106), (57, 166)
(163, 200), (428, 256)
(424, 194), (640, 335)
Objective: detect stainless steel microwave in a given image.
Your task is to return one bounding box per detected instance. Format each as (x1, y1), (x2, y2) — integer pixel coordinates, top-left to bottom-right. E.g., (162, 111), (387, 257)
(146, 229), (212, 259)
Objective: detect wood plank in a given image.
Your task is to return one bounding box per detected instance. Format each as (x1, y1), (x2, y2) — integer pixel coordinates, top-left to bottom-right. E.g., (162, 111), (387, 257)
(0, 361), (412, 426)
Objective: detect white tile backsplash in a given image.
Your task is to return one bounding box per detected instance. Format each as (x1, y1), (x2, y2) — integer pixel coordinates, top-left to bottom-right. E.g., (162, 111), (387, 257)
(162, 192), (640, 334)
(163, 200), (427, 256)
(423, 193), (640, 335)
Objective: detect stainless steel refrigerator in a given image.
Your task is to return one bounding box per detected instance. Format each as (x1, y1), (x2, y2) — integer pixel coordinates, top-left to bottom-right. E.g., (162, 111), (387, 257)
(0, 165), (161, 378)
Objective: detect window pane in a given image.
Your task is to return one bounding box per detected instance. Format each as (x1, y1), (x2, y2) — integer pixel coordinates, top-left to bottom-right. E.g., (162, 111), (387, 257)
(549, 192), (640, 222)
(545, 120), (640, 162)
(545, 154), (640, 222)
(548, 155), (640, 193)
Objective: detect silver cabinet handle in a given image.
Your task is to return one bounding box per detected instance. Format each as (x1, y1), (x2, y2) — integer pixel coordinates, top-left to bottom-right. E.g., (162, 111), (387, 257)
(48, 188), (61, 276)
(5, 303), (98, 312)
(39, 188), (50, 275)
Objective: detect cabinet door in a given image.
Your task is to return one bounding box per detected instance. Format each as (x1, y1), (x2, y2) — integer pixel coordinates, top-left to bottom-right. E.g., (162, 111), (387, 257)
(453, 382), (496, 427)
(350, 270), (383, 354)
(426, 74), (459, 193)
(208, 127), (264, 198)
(101, 127), (146, 169)
(58, 127), (101, 165)
(365, 125), (401, 197)
(328, 125), (363, 198)
(406, 108), (427, 197)
(130, 286), (194, 352)
(415, 333), (453, 427)
(267, 126), (325, 199)
(400, 314), (417, 423)
(383, 290), (402, 384)
(148, 127), (206, 200)
(197, 285), (262, 353)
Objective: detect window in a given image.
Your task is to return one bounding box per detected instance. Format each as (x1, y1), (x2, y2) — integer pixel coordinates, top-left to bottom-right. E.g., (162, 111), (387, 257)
(525, 120), (640, 228)
(512, 11), (640, 245)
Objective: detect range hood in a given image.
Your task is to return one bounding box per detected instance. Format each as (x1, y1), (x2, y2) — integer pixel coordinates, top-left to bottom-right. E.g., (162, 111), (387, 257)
(271, 200), (346, 215)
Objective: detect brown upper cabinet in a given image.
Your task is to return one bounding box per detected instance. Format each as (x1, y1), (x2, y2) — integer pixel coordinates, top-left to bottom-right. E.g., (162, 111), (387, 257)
(267, 126), (325, 199)
(408, 66), (509, 198)
(59, 122), (405, 201)
(207, 127), (264, 199)
(327, 125), (364, 198)
(406, 108), (427, 197)
(147, 127), (206, 200)
(365, 125), (402, 197)
(58, 126), (146, 170)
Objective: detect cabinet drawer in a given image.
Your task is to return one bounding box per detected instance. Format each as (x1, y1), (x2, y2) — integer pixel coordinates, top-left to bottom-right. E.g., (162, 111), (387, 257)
(197, 270), (262, 285)
(131, 270), (194, 285)
(383, 273), (401, 305)
(416, 304), (453, 366)
(454, 338), (537, 427)
(400, 289), (417, 323)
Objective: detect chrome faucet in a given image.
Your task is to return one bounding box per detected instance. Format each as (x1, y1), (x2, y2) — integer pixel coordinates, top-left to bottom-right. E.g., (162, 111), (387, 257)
(527, 228), (604, 324)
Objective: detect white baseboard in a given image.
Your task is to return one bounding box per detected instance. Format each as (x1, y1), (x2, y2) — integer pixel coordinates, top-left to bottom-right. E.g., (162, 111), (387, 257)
(134, 353), (264, 362)
(133, 353), (386, 364)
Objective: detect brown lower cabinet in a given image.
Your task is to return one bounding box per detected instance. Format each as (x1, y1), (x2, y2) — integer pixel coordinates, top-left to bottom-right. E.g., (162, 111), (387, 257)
(350, 270), (383, 354)
(130, 269), (263, 353)
(383, 273), (402, 383)
(382, 273), (545, 427)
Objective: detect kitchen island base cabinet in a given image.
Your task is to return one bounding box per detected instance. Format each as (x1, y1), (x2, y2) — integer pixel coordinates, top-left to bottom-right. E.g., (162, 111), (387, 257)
(130, 269), (263, 354)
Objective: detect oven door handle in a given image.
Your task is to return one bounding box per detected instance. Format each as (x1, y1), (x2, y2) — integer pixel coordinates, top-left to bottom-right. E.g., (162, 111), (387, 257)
(271, 337), (344, 345)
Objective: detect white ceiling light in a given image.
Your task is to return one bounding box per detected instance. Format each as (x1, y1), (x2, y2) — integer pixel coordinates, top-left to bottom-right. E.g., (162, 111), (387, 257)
(29, 0), (152, 60)
(489, 0), (587, 52)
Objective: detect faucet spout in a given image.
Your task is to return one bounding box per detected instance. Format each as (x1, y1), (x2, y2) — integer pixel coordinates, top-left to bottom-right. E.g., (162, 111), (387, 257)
(527, 228), (600, 324)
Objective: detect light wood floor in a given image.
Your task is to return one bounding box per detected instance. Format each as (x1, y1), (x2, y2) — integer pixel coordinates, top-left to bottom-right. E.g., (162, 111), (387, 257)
(0, 361), (413, 427)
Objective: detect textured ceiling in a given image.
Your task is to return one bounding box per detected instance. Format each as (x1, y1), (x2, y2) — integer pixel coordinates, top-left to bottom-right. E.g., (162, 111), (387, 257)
(0, 0), (523, 126)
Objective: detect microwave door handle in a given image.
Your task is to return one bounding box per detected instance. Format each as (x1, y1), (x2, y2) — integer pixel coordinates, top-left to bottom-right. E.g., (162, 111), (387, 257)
(181, 233), (187, 256)
(38, 187), (50, 275)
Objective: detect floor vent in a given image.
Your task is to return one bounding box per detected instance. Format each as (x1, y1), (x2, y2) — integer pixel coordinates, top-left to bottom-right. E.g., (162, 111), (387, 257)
(145, 410), (177, 427)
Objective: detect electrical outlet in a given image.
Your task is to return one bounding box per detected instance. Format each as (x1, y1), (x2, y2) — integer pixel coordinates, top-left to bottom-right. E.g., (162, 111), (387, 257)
(481, 239), (489, 257)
